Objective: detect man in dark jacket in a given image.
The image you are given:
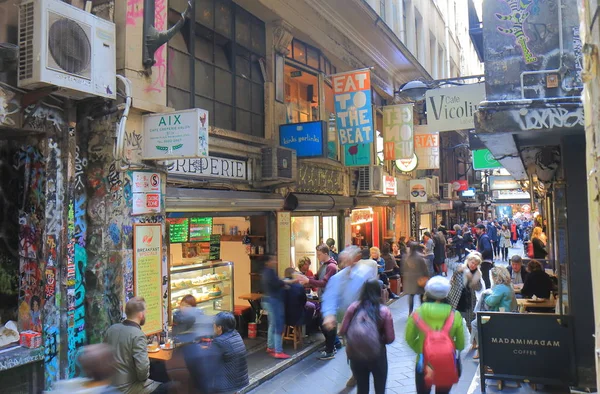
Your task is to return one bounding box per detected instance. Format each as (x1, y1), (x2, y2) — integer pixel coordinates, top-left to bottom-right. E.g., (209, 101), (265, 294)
(433, 228), (447, 276)
(507, 255), (529, 286)
(476, 224), (494, 289)
(212, 312), (249, 393)
(487, 221), (499, 259)
(283, 268), (308, 326)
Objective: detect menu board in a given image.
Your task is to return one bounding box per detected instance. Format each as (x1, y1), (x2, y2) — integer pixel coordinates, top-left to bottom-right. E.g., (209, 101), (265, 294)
(189, 217), (213, 242)
(167, 218), (189, 243)
(209, 234), (221, 260)
(133, 224), (163, 335)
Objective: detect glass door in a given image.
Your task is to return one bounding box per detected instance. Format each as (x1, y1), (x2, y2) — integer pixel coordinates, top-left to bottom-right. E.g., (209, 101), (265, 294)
(291, 214), (341, 273)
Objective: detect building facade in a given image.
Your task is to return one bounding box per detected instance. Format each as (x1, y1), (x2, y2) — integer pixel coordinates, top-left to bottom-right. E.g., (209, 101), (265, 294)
(0, 0), (481, 390)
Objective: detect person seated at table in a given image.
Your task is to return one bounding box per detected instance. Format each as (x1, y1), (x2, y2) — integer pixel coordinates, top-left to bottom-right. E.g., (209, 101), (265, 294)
(283, 267), (308, 326)
(104, 297), (169, 394)
(212, 312), (249, 393)
(507, 255), (529, 291)
(172, 295), (214, 343)
(472, 266), (518, 359)
(297, 256), (317, 294)
(521, 260), (553, 299)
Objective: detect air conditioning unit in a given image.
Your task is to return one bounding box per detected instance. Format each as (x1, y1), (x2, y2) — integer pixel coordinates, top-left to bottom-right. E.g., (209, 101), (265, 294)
(18, 0), (116, 100)
(357, 166), (384, 194)
(396, 178), (410, 201)
(442, 183), (454, 200)
(261, 147), (296, 183)
(428, 175), (440, 197)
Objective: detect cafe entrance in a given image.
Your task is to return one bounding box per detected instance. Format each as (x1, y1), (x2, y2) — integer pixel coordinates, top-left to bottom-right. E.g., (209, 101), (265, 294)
(291, 214), (340, 273)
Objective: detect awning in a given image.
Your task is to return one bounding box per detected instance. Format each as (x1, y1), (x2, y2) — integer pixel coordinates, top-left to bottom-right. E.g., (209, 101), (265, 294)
(166, 187), (284, 212)
(283, 193), (354, 211)
(354, 197), (396, 208)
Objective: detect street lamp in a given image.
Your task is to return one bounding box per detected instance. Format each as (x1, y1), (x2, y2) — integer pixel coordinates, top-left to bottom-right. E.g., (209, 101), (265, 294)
(396, 75), (485, 101)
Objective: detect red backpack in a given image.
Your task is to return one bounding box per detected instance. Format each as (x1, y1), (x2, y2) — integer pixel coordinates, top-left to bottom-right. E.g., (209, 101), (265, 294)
(412, 312), (459, 388)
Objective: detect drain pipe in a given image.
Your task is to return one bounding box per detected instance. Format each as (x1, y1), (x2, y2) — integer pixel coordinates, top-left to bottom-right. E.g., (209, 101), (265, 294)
(519, 0), (564, 99)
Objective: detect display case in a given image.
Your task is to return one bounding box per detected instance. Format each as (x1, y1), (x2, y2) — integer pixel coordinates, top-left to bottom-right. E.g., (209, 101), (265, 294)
(169, 261), (234, 319)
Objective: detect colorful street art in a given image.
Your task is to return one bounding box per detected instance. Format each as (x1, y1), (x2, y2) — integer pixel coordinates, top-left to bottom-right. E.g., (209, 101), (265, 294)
(496, 0), (538, 64)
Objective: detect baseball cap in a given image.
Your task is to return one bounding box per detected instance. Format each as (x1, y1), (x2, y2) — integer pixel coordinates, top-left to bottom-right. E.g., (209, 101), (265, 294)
(424, 276), (451, 300)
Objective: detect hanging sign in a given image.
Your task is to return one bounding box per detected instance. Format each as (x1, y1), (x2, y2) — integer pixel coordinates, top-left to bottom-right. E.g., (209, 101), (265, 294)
(383, 175), (398, 195)
(490, 176), (521, 190)
(344, 143), (371, 167)
(414, 126), (439, 169)
(473, 149), (503, 170)
(409, 179), (428, 203)
(133, 224), (163, 336)
(410, 203), (419, 239)
(351, 208), (374, 224)
(143, 108), (209, 160)
(451, 180), (469, 191)
(396, 154), (418, 172)
(332, 70), (373, 145)
(131, 172), (162, 216)
(279, 121), (327, 158)
(383, 104), (414, 160)
(425, 82), (485, 132)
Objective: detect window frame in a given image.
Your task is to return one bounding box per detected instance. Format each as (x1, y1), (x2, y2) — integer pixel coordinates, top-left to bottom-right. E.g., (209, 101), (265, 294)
(166, 0), (266, 137)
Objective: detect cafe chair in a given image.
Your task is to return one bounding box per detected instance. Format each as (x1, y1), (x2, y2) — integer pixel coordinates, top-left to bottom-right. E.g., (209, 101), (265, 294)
(282, 325), (303, 350)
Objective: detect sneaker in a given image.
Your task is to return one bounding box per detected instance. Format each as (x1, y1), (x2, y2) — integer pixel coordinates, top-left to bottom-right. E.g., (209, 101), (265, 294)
(335, 342), (343, 350)
(273, 352), (291, 359)
(390, 293), (400, 299)
(266, 348), (275, 354)
(346, 376), (357, 387)
(318, 351), (335, 361)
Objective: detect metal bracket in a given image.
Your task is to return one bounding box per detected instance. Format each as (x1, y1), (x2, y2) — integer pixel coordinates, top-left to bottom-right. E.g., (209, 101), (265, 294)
(143, 0), (191, 69)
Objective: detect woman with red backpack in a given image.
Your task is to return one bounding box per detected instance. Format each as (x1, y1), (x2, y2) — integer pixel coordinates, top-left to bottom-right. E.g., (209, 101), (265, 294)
(339, 279), (395, 394)
(405, 276), (466, 394)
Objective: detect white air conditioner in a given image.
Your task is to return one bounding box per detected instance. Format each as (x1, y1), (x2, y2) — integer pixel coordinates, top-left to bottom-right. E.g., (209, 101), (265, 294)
(442, 183), (452, 199)
(396, 178), (410, 201)
(357, 166), (384, 194)
(18, 0), (116, 100)
(428, 175), (440, 197)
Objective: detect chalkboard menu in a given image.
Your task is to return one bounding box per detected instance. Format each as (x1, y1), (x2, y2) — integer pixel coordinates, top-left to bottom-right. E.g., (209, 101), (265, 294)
(209, 234), (221, 260)
(189, 217), (213, 242)
(167, 218), (189, 243)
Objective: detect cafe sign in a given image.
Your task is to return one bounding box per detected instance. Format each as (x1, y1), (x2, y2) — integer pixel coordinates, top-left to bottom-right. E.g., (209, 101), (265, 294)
(167, 156), (251, 181)
(425, 82), (485, 132)
(143, 108), (209, 160)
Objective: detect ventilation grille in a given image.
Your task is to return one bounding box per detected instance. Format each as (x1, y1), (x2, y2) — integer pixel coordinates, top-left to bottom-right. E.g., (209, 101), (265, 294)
(47, 11), (92, 79)
(18, 2), (35, 81)
(358, 166), (372, 192)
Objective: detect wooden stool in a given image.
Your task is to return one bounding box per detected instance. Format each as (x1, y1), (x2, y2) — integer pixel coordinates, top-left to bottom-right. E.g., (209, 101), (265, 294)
(282, 325), (303, 350)
(234, 305), (252, 337)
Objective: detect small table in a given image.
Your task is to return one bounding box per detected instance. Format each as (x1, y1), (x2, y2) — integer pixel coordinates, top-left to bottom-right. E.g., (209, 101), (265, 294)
(238, 293), (263, 322)
(148, 348), (173, 362)
(517, 298), (556, 313)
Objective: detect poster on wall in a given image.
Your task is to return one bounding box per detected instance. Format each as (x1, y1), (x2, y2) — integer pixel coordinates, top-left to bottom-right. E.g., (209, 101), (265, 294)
(414, 126), (439, 169)
(332, 69), (373, 146)
(132, 172), (162, 216)
(343, 143), (371, 166)
(383, 104), (414, 160)
(409, 179), (428, 203)
(133, 224), (163, 336)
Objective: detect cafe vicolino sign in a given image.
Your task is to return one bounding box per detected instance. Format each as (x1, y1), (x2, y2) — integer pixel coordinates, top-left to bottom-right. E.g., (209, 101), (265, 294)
(425, 82), (485, 132)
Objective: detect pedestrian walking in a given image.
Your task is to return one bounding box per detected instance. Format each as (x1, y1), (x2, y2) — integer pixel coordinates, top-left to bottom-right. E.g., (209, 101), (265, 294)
(422, 232), (435, 276)
(321, 245), (377, 386)
(475, 224), (494, 289)
(451, 225), (464, 261)
(262, 256), (298, 359)
(406, 276), (465, 394)
(486, 221), (498, 260)
(499, 224), (511, 261)
(48, 344), (120, 394)
(339, 279), (395, 394)
(448, 252), (483, 334)
(401, 242), (430, 314)
(433, 228), (447, 276)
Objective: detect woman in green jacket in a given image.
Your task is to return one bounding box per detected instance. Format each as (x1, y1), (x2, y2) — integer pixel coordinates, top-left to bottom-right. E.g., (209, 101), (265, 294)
(405, 276), (465, 394)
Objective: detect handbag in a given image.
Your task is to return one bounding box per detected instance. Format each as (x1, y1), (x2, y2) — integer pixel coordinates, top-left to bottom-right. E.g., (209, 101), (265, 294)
(447, 272), (464, 309)
(527, 242), (534, 258)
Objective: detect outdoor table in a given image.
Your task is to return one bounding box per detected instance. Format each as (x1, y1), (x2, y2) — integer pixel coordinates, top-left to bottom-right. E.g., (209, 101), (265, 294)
(239, 293), (263, 322)
(517, 297), (556, 312)
(148, 348), (173, 361)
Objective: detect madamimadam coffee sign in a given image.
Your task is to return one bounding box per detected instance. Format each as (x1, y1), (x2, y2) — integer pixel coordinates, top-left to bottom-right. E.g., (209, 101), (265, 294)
(477, 312), (575, 391)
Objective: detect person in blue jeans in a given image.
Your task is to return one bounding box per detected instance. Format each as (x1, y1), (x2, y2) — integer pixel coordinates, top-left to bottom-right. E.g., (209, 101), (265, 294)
(262, 256), (298, 359)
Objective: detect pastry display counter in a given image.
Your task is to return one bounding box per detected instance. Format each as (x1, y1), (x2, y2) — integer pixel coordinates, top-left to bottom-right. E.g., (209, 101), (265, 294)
(169, 260), (234, 318)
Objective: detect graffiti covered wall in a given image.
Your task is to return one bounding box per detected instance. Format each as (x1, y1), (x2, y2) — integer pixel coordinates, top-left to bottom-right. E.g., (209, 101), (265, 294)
(482, 0), (582, 100)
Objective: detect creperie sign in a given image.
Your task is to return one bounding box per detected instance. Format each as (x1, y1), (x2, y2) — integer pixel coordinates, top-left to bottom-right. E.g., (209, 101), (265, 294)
(332, 70), (374, 145)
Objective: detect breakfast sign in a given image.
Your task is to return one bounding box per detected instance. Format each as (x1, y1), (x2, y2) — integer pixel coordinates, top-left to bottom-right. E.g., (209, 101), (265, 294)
(133, 224), (163, 335)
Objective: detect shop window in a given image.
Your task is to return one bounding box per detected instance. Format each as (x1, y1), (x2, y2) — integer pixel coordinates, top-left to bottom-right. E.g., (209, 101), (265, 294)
(284, 64), (319, 124)
(167, 0), (265, 137)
